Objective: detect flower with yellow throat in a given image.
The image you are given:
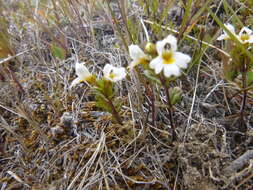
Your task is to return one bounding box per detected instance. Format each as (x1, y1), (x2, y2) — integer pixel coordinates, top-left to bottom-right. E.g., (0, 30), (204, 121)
(149, 35), (191, 78)
(103, 64), (126, 82)
(237, 26), (253, 44)
(217, 23), (236, 41)
(70, 62), (94, 88)
(128, 44), (149, 70)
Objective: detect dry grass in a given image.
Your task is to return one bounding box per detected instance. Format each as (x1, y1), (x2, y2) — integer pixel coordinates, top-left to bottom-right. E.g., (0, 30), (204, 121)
(0, 0), (253, 189)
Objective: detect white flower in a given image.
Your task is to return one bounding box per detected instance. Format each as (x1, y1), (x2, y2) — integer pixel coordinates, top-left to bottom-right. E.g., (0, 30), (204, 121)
(128, 44), (149, 69)
(70, 62), (93, 88)
(149, 35), (191, 78)
(237, 26), (253, 44)
(103, 64), (126, 82)
(217, 23), (236, 41)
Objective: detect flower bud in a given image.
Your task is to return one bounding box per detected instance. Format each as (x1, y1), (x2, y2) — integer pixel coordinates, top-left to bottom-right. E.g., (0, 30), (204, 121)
(145, 42), (157, 55)
(169, 87), (182, 105)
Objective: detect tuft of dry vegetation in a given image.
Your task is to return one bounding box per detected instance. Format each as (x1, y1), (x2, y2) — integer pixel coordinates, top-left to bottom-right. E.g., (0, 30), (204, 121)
(0, 0), (253, 189)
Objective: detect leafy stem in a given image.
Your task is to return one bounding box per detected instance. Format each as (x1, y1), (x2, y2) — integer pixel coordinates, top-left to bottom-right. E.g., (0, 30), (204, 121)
(159, 75), (176, 140)
(95, 79), (123, 125)
(104, 94), (123, 125)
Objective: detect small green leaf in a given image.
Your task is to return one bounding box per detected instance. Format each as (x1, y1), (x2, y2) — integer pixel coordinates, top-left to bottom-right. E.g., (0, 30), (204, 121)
(94, 90), (112, 112)
(169, 87), (182, 105)
(96, 78), (113, 98)
(225, 69), (239, 81)
(143, 70), (161, 84)
(247, 71), (253, 86)
(223, 59), (239, 81)
(96, 79), (105, 90)
(94, 79), (115, 114)
(50, 44), (66, 60)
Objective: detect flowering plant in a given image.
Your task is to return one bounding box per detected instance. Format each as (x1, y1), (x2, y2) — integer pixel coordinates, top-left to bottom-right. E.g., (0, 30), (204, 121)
(128, 34), (191, 139)
(70, 34), (191, 139)
(70, 62), (95, 88)
(149, 35), (191, 77)
(217, 23), (253, 130)
(71, 63), (126, 124)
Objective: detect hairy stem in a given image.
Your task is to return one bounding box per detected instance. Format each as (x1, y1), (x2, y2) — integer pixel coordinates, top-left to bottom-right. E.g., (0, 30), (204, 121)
(240, 61), (247, 130)
(146, 84), (156, 125)
(106, 96), (123, 125)
(160, 75), (176, 140)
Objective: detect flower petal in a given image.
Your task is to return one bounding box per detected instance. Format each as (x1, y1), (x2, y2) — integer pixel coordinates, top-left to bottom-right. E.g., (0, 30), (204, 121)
(239, 26), (253, 36)
(173, 52), (191, 69)
(164, 35), (177, 51)
(150, 56), (163, 74)
(113, 67), (127, 82)
(149, 57), (158, 69)
(70, 77), (83, 88)
(103, 64), (126, 82)
(103, 64), (113, 79)
(75, 62), (91, 78)
(129, 44), (146, 60)
(217, 34), (228, 41)
(163, 64), (180, 78)
(156, 35), (177, 56)
(217, 23), (236, 41)
(156, 40), (166, 57)
(128, 61), (137, 70)
(225, 23), (235, 34)
(248, 36), (253, 43)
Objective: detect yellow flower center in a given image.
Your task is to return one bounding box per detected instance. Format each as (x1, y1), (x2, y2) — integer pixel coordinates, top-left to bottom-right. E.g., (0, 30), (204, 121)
(240, 34), (249, 41)
(162, 51), (175, 64)
(139, 57), (148, 65)
(80, 75), (95, 85)
(85, 75), (93, 82)
(109, 72), (115, 79)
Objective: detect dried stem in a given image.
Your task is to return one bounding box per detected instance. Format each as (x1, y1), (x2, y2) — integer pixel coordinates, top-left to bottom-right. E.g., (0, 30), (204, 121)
(105, 0), (129, 52)
(223, 150), (253, 175)
(5, 64), (25, 96)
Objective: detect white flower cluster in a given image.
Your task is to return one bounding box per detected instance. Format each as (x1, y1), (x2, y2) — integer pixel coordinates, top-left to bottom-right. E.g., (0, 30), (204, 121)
(217, 23), (253, 44)
(129, 35), (191, 78)
(70, 63), (126, 88)
(70, 35), (191, 88)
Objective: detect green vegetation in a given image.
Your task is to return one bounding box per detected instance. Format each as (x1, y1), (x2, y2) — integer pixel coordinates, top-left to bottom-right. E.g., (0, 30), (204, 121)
(0, 0), (253, 189)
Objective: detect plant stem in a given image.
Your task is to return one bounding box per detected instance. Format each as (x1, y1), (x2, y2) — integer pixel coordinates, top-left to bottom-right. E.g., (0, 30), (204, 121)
(160, 75), (176, 140)
(240, 61), (247, 131)
(150, 89), (156, 126)
(5, 65), (25, 95)
(146, 84), (156, 125)
(106, 96), (123, 125)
